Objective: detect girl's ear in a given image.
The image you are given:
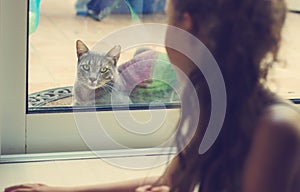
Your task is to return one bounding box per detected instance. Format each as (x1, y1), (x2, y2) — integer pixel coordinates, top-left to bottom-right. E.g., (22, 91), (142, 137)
(106, 45), (121, 66)
(76, 40), (89, 58)
(181, 12), (193, 31)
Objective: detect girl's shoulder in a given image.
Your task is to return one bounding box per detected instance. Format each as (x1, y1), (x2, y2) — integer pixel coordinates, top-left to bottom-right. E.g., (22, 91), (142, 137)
(253, 88), (300, 133)
(257, 96), (300, 146)
(262, 98), (300, 132)
(250, 88), (300, 139)
(242, 97), (300, 191)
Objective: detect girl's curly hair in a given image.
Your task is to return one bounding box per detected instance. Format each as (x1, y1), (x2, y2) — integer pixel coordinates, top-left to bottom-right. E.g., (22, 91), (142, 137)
(169, 0), (287, 191)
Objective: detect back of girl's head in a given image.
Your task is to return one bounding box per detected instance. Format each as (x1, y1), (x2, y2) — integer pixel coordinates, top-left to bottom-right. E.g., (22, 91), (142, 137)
(172, 0), (286, 95)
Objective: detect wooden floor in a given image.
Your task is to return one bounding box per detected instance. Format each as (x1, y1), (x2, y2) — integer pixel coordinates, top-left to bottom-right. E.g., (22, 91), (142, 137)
(29, 0), (300, 99)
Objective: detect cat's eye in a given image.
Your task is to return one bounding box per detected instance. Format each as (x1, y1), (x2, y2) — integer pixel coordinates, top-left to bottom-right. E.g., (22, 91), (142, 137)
(82, 64), (90, 71)
(100, 67), (108, 73)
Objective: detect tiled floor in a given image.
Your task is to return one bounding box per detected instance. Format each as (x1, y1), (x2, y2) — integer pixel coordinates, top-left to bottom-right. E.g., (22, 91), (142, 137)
(272, 9), (300, 98)
(29, 0), (300, 99)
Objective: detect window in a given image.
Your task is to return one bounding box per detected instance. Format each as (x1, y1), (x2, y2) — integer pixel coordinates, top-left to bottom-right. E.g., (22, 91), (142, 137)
(28, 0), (177, 111)
(268, 0), (300, 101)
(1, 0), (181, 155)
(0, 0), (299, 156)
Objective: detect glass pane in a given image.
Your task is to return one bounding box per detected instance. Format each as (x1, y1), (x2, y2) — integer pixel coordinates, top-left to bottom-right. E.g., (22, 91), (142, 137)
(27, 0), (179, 111)
(267, 8), (300, 100)
(27, 0), (300, 112)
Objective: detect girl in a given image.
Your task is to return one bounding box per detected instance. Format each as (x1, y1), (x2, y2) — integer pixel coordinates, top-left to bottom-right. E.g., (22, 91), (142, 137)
(5, 0), (300, 191)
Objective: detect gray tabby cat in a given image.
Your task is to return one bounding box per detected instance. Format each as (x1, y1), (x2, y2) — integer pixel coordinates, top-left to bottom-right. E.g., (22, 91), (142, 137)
(73, 40), (121, 106)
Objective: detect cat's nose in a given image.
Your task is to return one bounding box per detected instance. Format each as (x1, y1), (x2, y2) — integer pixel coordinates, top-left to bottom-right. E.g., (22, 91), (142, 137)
(89, 77), (97, 83)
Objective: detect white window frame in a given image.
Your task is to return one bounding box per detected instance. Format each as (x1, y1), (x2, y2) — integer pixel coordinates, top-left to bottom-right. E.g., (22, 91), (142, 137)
(0, 0), (27, 155)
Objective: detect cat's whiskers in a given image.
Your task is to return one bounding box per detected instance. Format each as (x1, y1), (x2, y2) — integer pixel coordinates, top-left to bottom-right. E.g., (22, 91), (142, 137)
(104, 83), (119, 93)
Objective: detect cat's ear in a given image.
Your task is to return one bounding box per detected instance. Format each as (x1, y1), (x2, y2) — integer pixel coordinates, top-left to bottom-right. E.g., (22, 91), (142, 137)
(106, 45), (121, 66)
(76, 40), (89, 58)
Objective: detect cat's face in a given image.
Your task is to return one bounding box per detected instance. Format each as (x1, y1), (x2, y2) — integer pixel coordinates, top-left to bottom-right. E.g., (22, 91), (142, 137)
(76, 40), (121, 89)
